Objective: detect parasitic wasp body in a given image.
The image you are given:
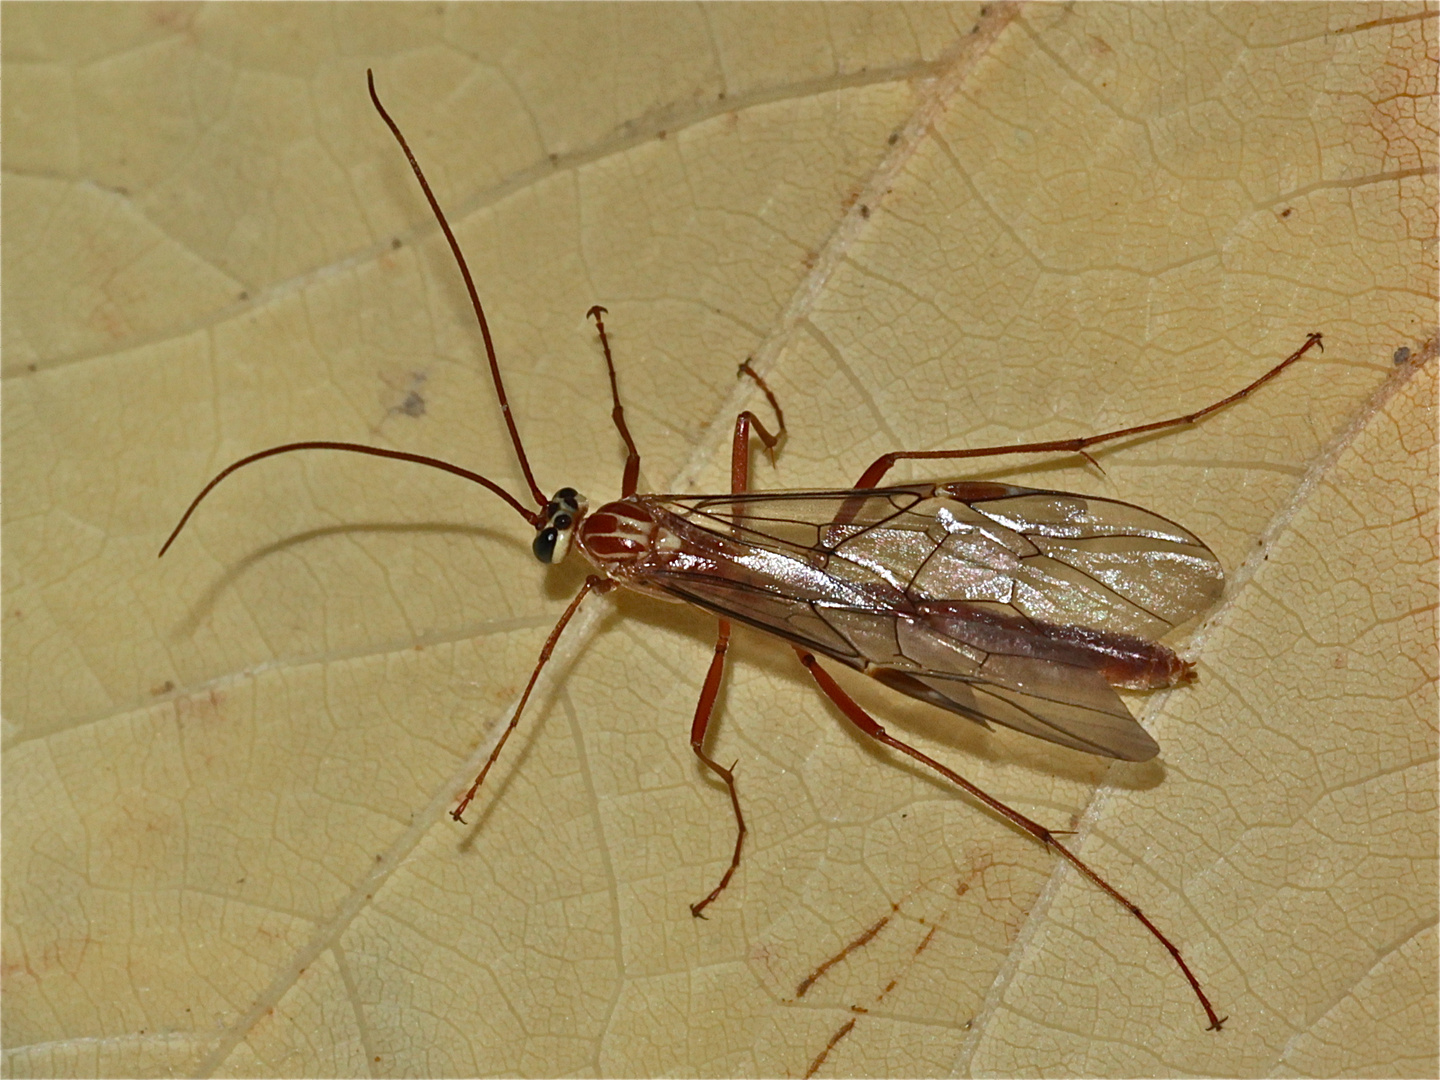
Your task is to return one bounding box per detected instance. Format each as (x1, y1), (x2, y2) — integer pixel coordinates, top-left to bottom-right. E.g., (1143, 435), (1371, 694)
(161, 73), (1325, 1031)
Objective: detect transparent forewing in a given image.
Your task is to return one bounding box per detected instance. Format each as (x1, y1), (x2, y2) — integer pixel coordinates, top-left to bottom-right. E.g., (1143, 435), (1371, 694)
(635, 483), (1224, 761)
(654, 482), (1223, 642)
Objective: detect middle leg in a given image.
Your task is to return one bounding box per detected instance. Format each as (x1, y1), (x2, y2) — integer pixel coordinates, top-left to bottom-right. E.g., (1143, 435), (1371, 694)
(686, 380), (786, 916)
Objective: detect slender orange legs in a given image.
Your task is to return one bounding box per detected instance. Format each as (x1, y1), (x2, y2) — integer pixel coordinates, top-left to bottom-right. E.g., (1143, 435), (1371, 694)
(793, 646), (1226, 1031)
(686, 364), (786, 917)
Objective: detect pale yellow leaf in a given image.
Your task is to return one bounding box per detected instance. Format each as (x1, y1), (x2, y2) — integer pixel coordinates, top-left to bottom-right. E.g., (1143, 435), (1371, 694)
(4, 4), (1435, 1078)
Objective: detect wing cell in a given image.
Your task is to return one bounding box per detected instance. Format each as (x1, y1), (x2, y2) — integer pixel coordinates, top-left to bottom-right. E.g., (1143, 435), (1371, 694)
(631, 482), (1220, 759)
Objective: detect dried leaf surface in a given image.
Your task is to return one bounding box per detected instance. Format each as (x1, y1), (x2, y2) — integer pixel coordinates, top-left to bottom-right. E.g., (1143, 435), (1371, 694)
(4, 4), (1436, 1077)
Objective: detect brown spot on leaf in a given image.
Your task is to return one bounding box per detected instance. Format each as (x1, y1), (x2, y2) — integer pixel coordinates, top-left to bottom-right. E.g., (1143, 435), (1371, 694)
(803, 1018), (856, 1079)
(796, 907), (895, 997)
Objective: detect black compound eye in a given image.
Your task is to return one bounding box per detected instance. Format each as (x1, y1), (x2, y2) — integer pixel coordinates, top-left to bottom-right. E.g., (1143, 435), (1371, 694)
(532, 527), (559, 563)
(555, 487), (577, 501)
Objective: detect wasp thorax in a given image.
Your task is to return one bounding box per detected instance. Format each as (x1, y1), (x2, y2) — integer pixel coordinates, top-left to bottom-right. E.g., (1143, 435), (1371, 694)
(532, 487), (588, 564)
(574, 499), (664, 566)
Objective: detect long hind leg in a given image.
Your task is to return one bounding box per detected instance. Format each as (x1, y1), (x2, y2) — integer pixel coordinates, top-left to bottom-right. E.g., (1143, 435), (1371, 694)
(792, 646), (1226, 1030)
(851, 333), (1323, 489)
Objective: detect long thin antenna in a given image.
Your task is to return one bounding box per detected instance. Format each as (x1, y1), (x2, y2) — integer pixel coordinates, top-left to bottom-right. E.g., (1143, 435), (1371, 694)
(367, 69), (547, 509)
(159, 441), (542, 558)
